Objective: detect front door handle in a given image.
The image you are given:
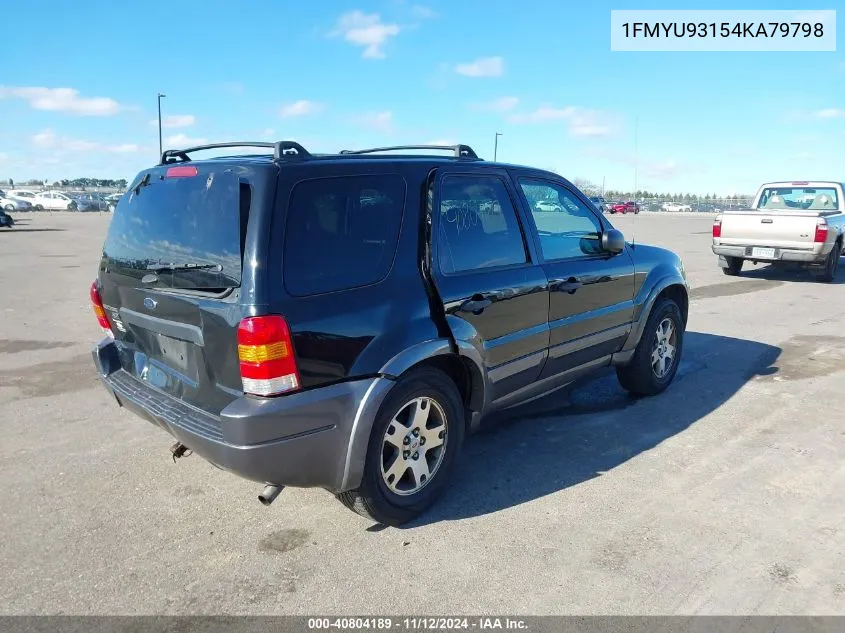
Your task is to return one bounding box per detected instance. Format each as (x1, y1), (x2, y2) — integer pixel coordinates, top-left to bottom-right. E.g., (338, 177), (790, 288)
(761, 218), (773, 224)
(459, 294), (492, 314)
(553, 277), (582, 294)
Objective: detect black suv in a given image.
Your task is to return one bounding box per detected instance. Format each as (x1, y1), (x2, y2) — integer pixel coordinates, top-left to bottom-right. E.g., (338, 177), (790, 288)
(90, 141), (689, 526)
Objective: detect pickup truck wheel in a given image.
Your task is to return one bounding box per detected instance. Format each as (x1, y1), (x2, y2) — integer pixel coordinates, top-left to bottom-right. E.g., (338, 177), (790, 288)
(336, 367), (465, 526)
(815, 242), (841, 283)
(721, 256), (743, 276)
(616, 297), (684, 397)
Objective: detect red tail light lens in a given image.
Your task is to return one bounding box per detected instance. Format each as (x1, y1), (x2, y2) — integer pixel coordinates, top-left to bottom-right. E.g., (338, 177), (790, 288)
(712, 217), (722, 238)
(165, 165), (198, 178)
(89, 281), (113, 335)
(815, 219), (828, 243)
(237, 316), (301, 396)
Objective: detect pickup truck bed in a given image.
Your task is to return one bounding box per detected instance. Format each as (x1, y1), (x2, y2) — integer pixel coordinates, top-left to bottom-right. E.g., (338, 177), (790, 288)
(711, 181), (845, 282)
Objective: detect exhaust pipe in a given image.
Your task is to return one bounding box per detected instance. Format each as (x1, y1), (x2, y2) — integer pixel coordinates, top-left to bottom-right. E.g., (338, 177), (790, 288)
(258, 484), (285, 506)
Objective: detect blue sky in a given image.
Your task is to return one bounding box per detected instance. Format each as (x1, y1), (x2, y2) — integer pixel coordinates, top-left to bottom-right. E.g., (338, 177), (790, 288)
(1, 0), (842, 194)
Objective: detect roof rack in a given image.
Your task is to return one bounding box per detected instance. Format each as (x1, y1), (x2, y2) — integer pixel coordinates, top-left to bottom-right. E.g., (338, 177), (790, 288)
(159, 141), (311, 165)
(338, 144), (480, 159)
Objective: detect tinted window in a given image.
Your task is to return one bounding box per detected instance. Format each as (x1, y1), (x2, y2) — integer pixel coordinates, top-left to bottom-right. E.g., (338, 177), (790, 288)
(437, 175), (527, 274)
(283, 174), (405, 296)
(519, 179), (603, 260)
(102, 168), (249, 290)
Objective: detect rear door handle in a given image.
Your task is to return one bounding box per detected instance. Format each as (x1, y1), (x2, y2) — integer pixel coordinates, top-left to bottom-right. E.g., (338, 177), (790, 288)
(761, 219), (773, 223)
(553, 277), (582, 294)
(459, 294), (493, 314)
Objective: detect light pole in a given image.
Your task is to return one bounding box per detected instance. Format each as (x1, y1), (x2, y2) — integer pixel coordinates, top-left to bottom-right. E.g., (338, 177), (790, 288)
(494, 132), (502, 161)
(157, 93), (166, 158)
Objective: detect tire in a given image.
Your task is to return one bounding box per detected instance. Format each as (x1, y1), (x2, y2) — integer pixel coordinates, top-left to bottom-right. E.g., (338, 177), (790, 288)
(721, 256), (743, 276)
(815, 242), (841, 283)
(35, 204), (43, 211)
(4, 204), (13, 212)
(337, 367), (465, 526)
(616, 297), (684, 397)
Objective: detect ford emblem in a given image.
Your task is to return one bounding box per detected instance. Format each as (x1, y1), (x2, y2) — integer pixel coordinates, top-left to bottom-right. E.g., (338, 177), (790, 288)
(144, 297), (157, 310)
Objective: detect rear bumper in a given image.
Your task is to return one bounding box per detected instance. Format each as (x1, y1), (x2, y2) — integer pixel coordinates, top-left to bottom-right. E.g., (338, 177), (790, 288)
(712, 243), (824, 264)
(92, 338), (394, 493)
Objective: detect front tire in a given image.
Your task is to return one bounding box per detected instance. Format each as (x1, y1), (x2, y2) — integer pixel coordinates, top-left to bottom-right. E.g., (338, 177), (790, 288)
(616, 297), (684, 397)
(721, 256), (743, 276)
(34, 204), (43, 211)
(815, 242), (841, 282)
(337, 367), (465, 526)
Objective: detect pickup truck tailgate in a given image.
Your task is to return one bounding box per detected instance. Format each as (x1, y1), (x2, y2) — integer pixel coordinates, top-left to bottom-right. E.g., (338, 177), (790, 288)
(719, 211), (820, 250)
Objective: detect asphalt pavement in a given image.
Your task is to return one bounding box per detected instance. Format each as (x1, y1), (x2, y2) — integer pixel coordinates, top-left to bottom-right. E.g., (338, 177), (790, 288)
(1, 211), (844, 615)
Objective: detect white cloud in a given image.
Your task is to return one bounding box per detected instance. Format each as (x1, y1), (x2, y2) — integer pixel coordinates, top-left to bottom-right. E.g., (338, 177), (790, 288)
(644, 160), (680, 179)
(507, 105), (615, 138)
(0, 86), (121, 116)
(470, 96), (520, 112)
(815, 108), (845, 119)
(356, 111), (396, 133)
(30, 128), (141, 154)
(454, 57), (505, 77)
(261, 128), (276, 139)
(149, 114), (196, 128)
(279, 100), (322, 117)
(426, 139), (456, 146)
(165, 133), (208, 147)
(0, 152), (8, 161)
(330, 11), (400, 59)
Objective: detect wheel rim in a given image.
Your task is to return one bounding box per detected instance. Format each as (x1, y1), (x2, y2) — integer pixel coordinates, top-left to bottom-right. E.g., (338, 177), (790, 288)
(651, 317), (677, 379)
(380, 396), (448, 496)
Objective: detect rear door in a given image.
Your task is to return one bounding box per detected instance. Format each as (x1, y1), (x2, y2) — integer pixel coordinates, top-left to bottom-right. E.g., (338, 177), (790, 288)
(514, 176), (636, 378)
(429, 167), (550, 401)
(97, 162), (274, 415)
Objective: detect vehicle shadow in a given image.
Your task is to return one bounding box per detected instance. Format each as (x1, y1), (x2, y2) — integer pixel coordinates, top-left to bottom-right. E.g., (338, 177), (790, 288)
(407, 331), (781, 526)
(739, 256), (845, 285)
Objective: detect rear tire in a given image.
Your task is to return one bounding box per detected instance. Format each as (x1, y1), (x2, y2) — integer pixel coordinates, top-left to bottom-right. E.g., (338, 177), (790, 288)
(35, 204), (43, 211)
(815, 242), (841, 283)
(336, 367), (465, 526)
(616, 297), (684, 397)
(721, 256), (743, 276)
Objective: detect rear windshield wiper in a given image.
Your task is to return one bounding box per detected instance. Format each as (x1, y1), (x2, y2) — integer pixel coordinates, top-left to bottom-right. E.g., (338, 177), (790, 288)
(141, 262), (223, 284)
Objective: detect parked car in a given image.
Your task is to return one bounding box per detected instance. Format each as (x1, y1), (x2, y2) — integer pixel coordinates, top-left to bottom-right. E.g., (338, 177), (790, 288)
(661, 202), (692, 212)
(89, 140), (689, 526)
(534, 200), (563, 212)
(6, 190), (40, 206)
(104, 193), (123, 211)
(71, 192), (110, 212)
(589, 196), (607, 213)
(26, 190), (77, 211)
(0, 209), (14, 228)
(0, 194), (33, 212)
(712, 181), (845, 282)
(609, 201), (640, 214)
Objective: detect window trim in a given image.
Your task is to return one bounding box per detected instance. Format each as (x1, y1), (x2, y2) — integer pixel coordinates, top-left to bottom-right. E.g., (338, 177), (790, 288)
(432, 171), (533, 278)
(280, 172), (408, 298)
(516, 175), (613, 265)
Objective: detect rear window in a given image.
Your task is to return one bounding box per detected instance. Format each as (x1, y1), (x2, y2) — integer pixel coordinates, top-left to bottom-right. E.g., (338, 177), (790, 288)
(757, 186), (840, 211)
(102, 168), (249, 290)
(283, 174), (405, 296)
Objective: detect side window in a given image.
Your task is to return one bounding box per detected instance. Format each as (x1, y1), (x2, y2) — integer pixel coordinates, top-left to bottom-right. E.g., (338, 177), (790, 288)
(283, 174), (405, 296)
(437, 175), (527, 274)
(519, 178), (604, 260)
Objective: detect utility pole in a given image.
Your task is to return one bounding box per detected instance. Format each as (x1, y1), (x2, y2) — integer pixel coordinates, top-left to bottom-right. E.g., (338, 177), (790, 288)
(494, 132), (502, 161)
(633, 116), (638, 197)
(601, 176), (605, 196)
(157, 93), (167, 158)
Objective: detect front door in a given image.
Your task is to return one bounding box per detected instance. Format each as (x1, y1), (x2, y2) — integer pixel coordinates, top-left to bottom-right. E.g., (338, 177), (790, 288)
(429, 168), (550, 402)
(514, 176), (636, 379)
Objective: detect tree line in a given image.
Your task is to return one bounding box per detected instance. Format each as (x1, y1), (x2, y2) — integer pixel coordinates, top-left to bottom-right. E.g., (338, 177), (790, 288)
(570, 178), (750, 203)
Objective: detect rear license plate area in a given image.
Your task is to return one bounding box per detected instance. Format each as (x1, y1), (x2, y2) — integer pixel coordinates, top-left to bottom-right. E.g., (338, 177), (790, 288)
(751, 247), (776, 259)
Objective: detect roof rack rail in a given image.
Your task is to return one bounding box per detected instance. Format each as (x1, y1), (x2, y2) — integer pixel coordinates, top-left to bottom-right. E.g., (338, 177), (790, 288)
(338, 144), (479, 159)
(159, 141), (311, 165)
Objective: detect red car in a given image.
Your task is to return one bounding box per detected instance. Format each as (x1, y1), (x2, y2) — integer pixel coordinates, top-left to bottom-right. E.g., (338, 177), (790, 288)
(609, 201), (640, 214)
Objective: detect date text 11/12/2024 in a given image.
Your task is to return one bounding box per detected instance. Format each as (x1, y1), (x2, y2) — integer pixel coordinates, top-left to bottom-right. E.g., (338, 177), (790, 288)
(307, 617), (528, 630)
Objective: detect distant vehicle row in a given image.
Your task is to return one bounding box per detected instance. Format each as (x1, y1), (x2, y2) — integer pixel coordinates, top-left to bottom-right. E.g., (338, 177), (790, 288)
(0, 189), (122, 212)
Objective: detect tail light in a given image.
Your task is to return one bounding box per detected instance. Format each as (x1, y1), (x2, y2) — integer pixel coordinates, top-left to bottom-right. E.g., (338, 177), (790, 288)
(712, 216), (722, 238)
(89, 281), (113, 336)
(815, 218), (828, 243)
(165, 165), (198, 178)
(237, 316), (301, 396)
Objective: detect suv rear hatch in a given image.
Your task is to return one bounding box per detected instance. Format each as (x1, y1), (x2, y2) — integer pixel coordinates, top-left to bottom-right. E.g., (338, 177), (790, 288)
(95, 161), (275, 415)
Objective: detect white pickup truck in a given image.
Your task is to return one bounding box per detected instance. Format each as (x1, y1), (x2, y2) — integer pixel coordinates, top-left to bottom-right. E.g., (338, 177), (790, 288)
(712, 181), (845, 282)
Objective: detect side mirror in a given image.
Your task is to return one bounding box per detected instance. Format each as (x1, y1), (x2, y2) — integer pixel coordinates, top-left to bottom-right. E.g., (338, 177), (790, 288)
(601, 229), (625, 254)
